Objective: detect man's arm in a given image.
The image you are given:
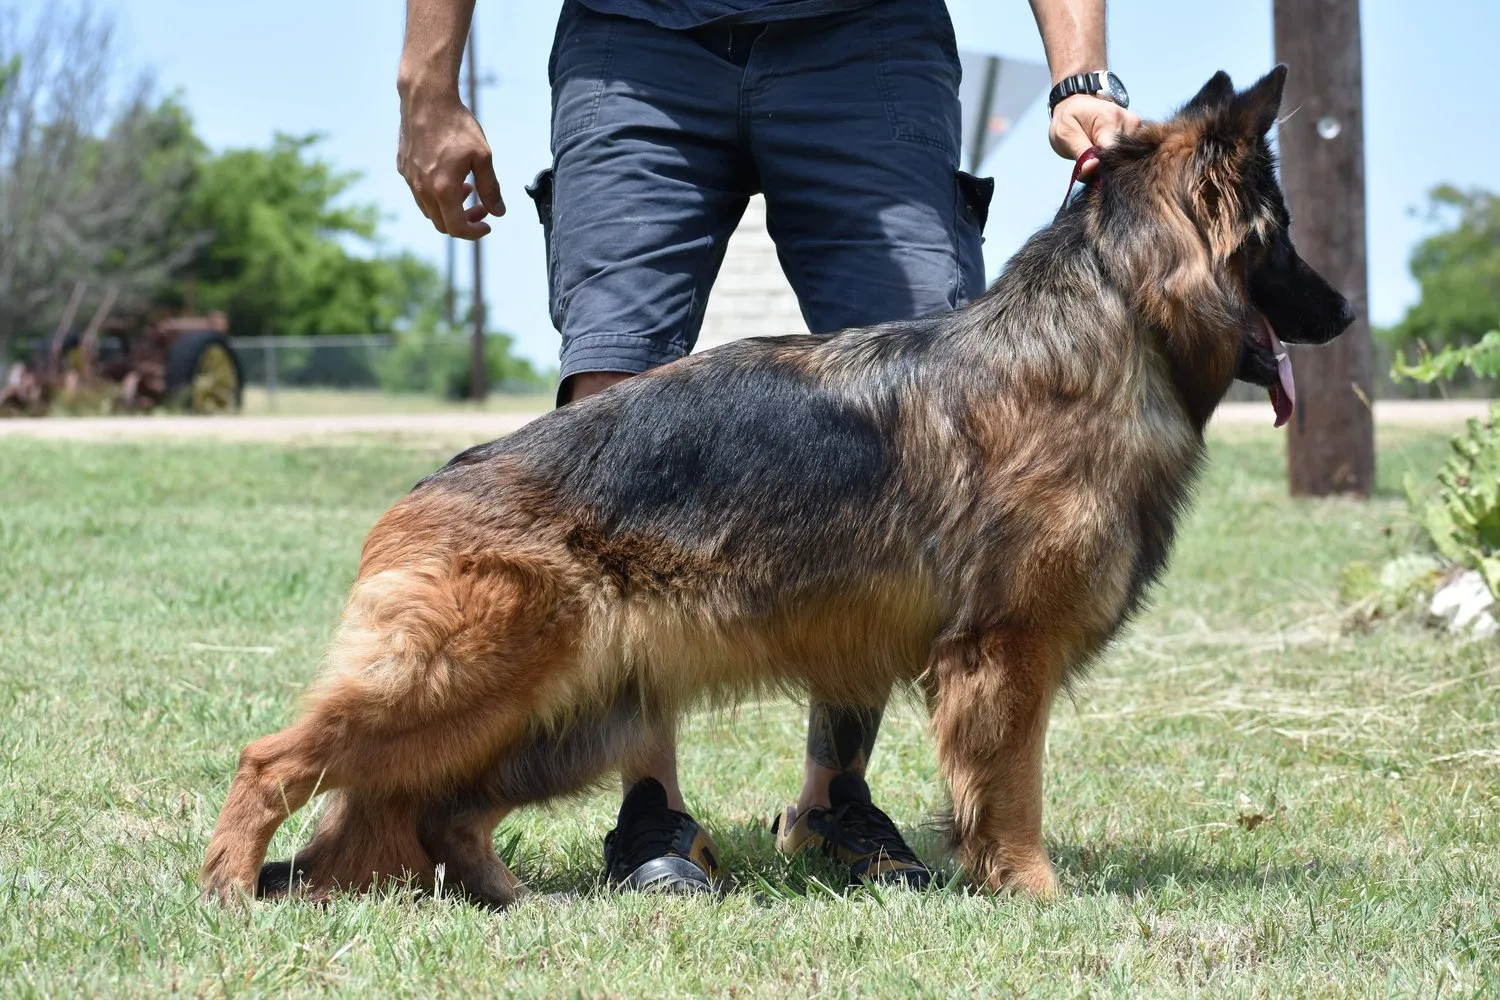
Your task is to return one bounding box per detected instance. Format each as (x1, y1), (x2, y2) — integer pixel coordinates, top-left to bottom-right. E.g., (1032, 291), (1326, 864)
(397, 0), (504, 240)
(1028, 0), (1141, 175)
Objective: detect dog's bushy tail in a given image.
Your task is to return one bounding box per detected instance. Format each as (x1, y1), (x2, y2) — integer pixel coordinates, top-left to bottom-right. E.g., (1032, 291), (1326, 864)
(311, 537), (576, 710)
(311, 561), (474, 715)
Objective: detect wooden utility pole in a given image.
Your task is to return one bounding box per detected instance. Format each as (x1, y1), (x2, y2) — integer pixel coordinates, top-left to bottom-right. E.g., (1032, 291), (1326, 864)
(466, 22), (487, 401)
(1273, 0), (1374, 496)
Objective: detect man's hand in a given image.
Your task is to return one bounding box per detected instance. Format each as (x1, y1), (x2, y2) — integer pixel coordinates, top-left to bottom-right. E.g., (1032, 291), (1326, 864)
(397, 0), (502, 240)
(398, 90), (505, 240)
(1027, 0), (1141, 178)
(1049, 93), (1141, 177)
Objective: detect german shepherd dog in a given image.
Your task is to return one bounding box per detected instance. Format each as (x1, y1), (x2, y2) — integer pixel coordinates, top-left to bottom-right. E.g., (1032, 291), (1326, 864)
(201, 67), (1353, 906)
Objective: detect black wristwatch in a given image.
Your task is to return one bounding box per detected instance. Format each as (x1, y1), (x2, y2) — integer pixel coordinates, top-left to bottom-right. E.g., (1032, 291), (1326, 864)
(1048, 71), (1130, 116)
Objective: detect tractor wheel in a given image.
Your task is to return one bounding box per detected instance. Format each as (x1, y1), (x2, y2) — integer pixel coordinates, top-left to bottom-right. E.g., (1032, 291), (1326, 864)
(166, 332), (243, 414)
(34, 333), (83, 373)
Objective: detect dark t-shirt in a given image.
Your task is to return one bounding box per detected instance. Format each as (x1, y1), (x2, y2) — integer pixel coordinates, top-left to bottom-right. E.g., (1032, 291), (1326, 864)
(574, 0), (880, 30)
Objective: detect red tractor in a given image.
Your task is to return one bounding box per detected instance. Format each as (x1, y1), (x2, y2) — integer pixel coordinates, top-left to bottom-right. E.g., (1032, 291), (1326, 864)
(1, 284), (243, 416)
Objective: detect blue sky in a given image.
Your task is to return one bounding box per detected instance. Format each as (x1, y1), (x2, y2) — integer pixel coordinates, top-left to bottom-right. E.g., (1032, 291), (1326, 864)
(53, 0), (1498, 366)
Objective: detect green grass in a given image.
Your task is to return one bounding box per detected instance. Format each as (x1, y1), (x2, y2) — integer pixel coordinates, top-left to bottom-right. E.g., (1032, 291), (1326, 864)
(1, 428), (1496, 997)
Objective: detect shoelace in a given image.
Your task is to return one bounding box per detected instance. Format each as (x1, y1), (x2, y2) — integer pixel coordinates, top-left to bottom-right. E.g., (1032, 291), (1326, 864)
(824, 799), (921, 865)
(605, 810), (692, 874)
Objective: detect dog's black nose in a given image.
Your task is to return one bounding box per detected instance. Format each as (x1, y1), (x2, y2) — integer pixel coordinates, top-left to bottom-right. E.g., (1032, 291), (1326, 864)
(1337, 300), (1356, 330)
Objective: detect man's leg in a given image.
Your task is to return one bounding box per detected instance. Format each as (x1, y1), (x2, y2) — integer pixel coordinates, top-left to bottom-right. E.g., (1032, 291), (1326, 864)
(539, 4), (755, 398)
(798, 702), (883, 814)
(536, 2), (755, 888)
(749, 0), (989, 884)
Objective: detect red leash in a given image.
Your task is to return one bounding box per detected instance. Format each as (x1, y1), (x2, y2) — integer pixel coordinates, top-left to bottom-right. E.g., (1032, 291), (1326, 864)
(1060, 146), (1101, 210)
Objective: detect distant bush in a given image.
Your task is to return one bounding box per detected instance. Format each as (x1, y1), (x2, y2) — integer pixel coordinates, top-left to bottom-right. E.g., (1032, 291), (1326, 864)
(1391, 330), (1500, 384)
(1382, 186), (1500, 355)
(1391, 331), (1500, 598)
(375, 329), (551, 399)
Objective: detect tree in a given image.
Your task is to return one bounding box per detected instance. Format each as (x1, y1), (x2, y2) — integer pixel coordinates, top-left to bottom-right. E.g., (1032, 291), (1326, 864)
(179, 134), (549, 393)
(179, 134), (445, 338)
(1386, 186), (1500, 352)
(0, 3), (200, 362)
(0, 2), (541, 393)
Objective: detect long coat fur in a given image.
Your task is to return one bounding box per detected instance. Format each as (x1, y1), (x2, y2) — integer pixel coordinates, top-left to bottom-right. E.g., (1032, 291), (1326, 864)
(201, 66), (1350, 907)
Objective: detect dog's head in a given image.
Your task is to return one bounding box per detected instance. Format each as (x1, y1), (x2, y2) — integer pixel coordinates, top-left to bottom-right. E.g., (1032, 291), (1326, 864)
(1086, 66), (1355, 426)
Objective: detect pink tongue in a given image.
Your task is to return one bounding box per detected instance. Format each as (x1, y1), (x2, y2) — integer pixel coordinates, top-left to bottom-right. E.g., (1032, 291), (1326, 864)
(1262, 316), (1295, 428)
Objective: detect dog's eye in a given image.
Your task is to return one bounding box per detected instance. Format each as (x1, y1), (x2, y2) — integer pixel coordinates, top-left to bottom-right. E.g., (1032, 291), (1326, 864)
(1243, 231), (1279, 265)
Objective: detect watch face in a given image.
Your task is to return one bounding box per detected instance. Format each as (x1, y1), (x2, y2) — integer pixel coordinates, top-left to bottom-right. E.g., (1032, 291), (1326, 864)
(1107, 71), (1130, 109)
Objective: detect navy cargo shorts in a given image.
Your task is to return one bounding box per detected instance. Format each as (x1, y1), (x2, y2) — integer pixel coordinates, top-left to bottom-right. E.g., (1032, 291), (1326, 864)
(526, 0), (993, 394)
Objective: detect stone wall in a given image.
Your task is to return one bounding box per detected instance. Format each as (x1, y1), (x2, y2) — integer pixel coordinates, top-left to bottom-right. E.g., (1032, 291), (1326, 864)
(693, 194), (808, 352)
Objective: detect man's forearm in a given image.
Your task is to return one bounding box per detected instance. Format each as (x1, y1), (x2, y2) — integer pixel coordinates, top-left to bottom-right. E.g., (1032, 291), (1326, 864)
(397, 0), (476, 100)
(1028, 0), (1108, 82)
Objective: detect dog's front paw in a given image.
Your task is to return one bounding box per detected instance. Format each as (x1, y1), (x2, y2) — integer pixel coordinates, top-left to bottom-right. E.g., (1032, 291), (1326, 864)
(969, 846), (1059, 899)
(200, 853), (258, 907)
(200, 872), (255, 907)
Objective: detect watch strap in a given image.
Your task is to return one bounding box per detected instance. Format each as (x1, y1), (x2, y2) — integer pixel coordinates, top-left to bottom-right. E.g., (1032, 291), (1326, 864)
(1049, 71), (1111, 116)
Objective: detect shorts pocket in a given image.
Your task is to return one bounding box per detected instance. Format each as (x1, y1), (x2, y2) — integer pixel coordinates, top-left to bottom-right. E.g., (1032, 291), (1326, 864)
(956, 170), (995, 233)
(525, 167), (562, 329)
(549, 1), (618, 143)
(875, 1), (962, 157)
(955, 170), (994, 301)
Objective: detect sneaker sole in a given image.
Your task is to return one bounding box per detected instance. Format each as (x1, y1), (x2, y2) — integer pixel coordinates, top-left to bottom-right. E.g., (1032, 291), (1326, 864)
(616, 856), (714, 894)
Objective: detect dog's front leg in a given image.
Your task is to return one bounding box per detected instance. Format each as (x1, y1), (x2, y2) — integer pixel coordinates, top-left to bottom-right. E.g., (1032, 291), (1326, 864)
(929, 630), (1060, 898)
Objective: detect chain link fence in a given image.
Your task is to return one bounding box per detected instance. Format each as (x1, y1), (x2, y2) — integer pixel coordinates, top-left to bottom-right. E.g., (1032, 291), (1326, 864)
(231, 335), (392, 396)
(230, 334), (556, 408)
(228, 334), (1476, 403)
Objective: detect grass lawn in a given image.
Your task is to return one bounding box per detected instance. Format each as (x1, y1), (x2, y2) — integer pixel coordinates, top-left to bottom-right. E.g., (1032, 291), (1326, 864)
(1, 426), (1496, 997)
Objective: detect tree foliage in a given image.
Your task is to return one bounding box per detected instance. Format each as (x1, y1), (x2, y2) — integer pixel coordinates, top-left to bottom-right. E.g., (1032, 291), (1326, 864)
(1392, 329), (1500, 599)
(0, 1), (543, 394)
(0, 4), (200, 357)
(1386, 186), (1500, 351)
(1391, 329), (1500, 384)
(1401, 401), (1500, 600)
(178, 134), (444, 339)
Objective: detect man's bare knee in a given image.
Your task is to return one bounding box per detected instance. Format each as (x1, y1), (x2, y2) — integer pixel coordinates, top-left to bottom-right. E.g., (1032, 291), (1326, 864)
(562, 371), (633, 403)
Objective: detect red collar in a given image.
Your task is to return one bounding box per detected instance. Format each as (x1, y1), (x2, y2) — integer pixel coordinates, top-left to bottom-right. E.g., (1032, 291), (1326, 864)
(1060, 146), (1101, 210)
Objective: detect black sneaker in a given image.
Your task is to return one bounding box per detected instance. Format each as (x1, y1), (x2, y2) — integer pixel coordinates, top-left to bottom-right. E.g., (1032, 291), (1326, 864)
(603, 778), (723, 894)
(772, 773), (934, 888)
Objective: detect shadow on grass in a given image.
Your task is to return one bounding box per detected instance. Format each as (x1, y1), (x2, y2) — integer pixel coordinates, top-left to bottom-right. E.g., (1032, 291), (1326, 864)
(507, 815), (954, 903)
(1050, 840), (1347, 896)
(507, 819), (1345, 904)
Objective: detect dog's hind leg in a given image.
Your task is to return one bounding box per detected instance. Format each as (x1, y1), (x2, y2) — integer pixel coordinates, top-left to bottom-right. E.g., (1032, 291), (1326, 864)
(411, 685), (655, 907)
(201, 553), (585, 902)
(201, 665), (555, 903)
(929, 630), (1062, 898)
(417, 798), (521, 909)
(200, 719), (337, 902)
(257, 791), (434, 902)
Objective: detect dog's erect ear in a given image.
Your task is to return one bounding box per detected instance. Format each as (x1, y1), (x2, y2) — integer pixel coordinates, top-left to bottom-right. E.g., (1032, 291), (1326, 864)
(1184, 69), (1283, 261)
(1185, 71), (1235, 113)
(1234, 64), (1288, 138)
